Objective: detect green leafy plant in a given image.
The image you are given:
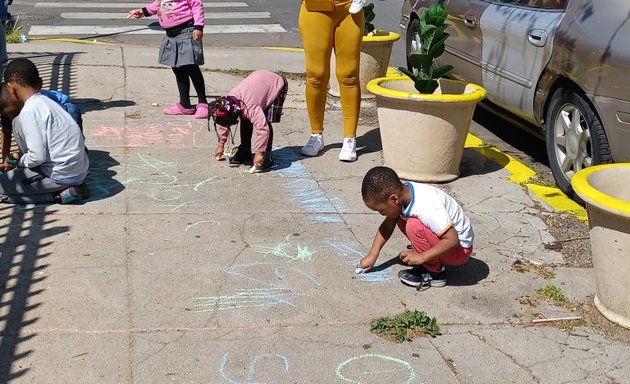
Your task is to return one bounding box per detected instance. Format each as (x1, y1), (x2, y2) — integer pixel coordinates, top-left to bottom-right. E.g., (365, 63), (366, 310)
(370, 310), (441, 342)
(398, 2), (453, 94)
(538, 284), (567, 304)
(363, 3), (375, 36)
(4, 14), (25, 44)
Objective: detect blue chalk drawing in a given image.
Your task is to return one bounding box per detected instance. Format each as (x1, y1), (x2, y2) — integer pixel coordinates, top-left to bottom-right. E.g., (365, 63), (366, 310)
(255, 235), (316, 262)
(193, 288), (304, 312)
(335, 354), (415, 384)
(273, 148), (345, 223)
(219, 352), (289, 384)
(327, 241), (392, 284)
(225, 262), (320, 289)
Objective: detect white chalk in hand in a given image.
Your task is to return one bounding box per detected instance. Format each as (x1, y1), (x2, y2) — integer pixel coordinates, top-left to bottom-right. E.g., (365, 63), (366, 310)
(355, 267), (365, 274)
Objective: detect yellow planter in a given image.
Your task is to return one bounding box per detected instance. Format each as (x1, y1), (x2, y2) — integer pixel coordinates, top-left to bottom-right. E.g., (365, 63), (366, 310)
(572, 163), (630, 329)
(329, 30), (400, 99)
(367, 76), (486, 182)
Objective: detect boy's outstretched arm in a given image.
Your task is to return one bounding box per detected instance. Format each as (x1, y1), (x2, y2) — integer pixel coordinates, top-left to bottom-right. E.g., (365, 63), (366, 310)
(399, 226), (459, 266)
(359, 216), (398, 271)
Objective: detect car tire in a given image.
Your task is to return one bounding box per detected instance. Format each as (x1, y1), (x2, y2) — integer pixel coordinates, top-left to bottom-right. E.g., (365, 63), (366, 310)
(405, 18), (420, 72)
(545, 87), (612, 199)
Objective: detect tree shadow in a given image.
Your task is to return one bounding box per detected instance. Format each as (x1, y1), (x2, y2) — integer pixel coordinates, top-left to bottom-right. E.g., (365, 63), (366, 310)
(84, 150), (125, 201)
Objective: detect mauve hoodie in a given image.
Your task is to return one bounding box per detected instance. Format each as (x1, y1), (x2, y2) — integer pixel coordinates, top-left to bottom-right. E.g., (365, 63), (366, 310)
(143, 0), (205, 30)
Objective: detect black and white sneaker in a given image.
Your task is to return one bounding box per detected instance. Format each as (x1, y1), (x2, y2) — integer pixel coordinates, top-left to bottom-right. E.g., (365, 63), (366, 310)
(398, 265), (446, 289)
(228, 146), (253, 167)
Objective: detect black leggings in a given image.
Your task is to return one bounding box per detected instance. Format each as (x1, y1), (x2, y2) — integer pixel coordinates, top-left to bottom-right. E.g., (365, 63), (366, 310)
(172, 65), (207, 108)
(240, 119), (273, 153)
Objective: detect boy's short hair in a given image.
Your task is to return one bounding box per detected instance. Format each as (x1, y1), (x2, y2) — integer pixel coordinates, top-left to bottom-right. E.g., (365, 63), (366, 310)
(361, 166), (404, 202)
(4, 58), (43, 89)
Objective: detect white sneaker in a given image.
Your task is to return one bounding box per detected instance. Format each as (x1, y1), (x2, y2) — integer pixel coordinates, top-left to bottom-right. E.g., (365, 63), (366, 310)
(349, 0), (365, 14)
(301, 134), (324, 157)
(339, 137), (357, 162)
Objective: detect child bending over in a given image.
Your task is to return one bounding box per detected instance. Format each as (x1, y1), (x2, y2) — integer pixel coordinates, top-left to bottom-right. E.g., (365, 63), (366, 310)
(0, 58), (89, 204)
(212, 70), (288, 173)
(359, 166), (474, 289)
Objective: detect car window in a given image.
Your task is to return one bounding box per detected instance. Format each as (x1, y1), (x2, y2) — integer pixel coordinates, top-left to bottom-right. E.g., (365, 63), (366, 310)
(495, 0), (566, 9)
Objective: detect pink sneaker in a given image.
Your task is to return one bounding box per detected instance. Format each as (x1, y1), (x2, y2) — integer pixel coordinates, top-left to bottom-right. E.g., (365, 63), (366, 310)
(195, 102), (209, 119)
(163, 103), (195, 116)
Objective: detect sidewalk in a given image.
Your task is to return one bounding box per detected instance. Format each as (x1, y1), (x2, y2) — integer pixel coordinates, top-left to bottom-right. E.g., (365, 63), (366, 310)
(1, 40), (629, 384)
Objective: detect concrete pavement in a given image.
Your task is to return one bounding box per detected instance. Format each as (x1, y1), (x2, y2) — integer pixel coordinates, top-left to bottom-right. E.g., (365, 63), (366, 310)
(0, 40), (629, 383)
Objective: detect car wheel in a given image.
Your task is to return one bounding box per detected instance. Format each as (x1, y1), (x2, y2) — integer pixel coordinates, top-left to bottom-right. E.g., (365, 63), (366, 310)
(405, 18), (421, 73)
(545, 87), (612, 199)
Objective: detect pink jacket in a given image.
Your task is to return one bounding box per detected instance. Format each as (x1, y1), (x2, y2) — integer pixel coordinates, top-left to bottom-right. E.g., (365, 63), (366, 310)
(217, 70), (286, 152)
(144, 0), (204, 30)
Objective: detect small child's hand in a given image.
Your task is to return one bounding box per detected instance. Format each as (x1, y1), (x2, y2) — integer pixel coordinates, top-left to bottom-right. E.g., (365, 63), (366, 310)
(399, 250), (423, 266)
(358, 254), (377, 273)
(127, 9), (143, 19)
(192, 29), (203, 41)
(215, 144), (225, 161)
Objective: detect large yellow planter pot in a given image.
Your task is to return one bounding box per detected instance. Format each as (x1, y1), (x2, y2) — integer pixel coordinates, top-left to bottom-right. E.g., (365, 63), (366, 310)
(572, 163), (630, 329)
(329, 31), (400, 99)
(367, 76), (486, 182)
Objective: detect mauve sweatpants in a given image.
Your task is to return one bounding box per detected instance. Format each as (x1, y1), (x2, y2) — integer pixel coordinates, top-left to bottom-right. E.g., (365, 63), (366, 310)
(397, 217), (473, 272)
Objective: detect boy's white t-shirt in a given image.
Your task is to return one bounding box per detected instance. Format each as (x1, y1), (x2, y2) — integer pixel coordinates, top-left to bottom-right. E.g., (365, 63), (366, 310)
(13, 93), (89, 184)
(401, 182), (474, 248)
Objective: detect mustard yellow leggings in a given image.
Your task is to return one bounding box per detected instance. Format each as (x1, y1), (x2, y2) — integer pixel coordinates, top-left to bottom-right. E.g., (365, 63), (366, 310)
(299, 0), (364, 138)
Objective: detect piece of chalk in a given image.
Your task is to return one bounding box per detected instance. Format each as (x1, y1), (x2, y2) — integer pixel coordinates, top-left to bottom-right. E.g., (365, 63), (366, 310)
(355, 267), (365, 274)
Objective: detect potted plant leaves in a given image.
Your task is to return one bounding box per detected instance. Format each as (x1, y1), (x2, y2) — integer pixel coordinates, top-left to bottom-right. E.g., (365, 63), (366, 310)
(367, 2), (486, 182)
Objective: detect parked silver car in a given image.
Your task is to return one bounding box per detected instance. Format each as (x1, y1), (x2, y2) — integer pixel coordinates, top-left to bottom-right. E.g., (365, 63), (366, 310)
(401, 0), (630, 198)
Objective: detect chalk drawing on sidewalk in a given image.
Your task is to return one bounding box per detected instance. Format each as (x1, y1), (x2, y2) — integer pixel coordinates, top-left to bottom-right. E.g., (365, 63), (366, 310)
(327, 241), (392, 284)
(89, 120), (205, 148)
(193, 288), (304, 312)
(225, 262), (320, 289)
(219, 352), (289, 384)
(125, 153), (224, 211)
(185, 220), (221, 232)
(254, 235), (316, 262)
(273, 148), (345, 223)
(335, 354), (416, 384)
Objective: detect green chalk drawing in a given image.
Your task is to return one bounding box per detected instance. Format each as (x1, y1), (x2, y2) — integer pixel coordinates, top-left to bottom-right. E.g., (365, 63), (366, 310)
(255, 235), (316, 262)
(185, 220), (221, 232)
(335, 354), (415, 384)
(193, 288), (304, 311)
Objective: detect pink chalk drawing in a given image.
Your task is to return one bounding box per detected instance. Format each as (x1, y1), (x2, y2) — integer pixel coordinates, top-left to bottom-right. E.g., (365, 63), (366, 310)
(89, 120), (205, 148)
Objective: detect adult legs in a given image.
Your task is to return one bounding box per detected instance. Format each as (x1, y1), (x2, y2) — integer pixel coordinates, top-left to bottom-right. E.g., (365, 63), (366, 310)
(334, 9), (364, 138)
(298, 3), (335, 135)
(397, 217), (471, 272)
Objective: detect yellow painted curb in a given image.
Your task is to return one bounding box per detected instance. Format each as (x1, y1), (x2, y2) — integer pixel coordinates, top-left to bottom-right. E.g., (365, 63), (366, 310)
(367, 75), (487, 102)
(262, 46), (304, 52)
(29, 37), (112, 45)
(526, 184), (587, 222)
(386, 67), (401, 76)
(571, 163), (630, 218)
(464, 134), (536, 184)
(465, 134), (587, 221)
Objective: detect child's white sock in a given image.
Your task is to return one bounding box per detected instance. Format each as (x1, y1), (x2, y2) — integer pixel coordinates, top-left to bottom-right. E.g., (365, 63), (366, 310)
(349, 0), (366, 14)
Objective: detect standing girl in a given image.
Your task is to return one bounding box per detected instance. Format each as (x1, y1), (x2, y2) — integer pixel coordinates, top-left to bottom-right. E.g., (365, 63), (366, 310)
(128, 0), (209, 119)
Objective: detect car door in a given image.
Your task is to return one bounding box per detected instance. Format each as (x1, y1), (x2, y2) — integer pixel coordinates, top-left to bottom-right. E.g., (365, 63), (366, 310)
(479, 1), (566, 123)
(438, 0), (489, 87)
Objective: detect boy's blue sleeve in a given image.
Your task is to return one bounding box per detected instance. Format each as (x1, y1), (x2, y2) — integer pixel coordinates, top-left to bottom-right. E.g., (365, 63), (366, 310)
(40, 89), (70, 106)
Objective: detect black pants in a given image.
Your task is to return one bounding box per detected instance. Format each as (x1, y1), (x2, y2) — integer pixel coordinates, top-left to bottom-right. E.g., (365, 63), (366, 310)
(239, 119), (273, 154)
(172, 65), (207, 108)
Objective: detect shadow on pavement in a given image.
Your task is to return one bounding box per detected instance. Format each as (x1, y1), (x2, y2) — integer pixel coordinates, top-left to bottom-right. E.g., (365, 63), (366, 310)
(0, 204), (68, 381)
(446, 257), (490, 286)
(459, 148), (506, 178)
(72, 98), (136, 113)
(85, 150), (125, 201)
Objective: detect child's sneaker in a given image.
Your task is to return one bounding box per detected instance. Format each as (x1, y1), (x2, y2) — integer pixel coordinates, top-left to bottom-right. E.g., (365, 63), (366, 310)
(338, 137), (357, 162)
(55, 182), (90, 204)
(349, 0), (366, 14)
(163, 103), (195, 116)
(300, 134), (324, 157)
(228, 146), (253, 167)
(398, 265), (446, 289)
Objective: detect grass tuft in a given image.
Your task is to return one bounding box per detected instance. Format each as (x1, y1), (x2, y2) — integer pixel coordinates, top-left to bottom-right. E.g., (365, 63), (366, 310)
(370, 310), (441, 342)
